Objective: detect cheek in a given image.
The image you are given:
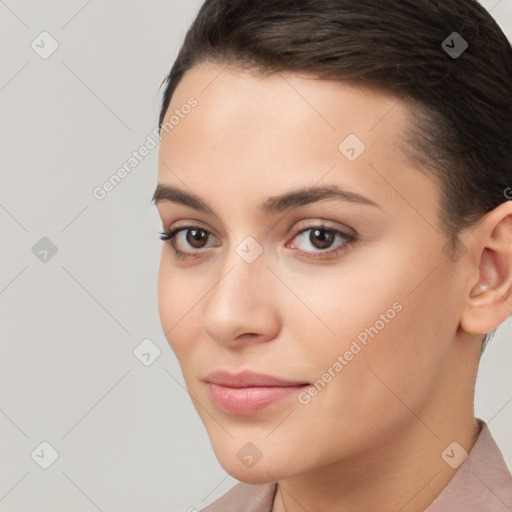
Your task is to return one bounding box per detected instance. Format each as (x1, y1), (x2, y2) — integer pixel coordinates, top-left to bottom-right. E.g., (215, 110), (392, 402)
(157, 253), (202, 360)
(269, 273), (452, 469)
(290, 243), (454, 414)
(157, 254), (174, 335)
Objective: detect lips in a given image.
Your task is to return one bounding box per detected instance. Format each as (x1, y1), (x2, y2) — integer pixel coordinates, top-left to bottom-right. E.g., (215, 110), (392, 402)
(205, 370), (310, 415)
(205, 369), (309, 387)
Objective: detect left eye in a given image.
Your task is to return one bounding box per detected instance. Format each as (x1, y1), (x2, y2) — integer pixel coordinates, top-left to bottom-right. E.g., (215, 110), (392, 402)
(288, 226), (355, 253)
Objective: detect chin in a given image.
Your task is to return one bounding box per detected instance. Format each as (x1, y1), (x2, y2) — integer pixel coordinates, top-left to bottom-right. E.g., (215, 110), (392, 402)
(213, 447), (294, 484)
(223, 465), (280, 485)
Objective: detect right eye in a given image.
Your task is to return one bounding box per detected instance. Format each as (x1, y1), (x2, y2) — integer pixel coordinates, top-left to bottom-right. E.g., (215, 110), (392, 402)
(160, 226), (220, 259)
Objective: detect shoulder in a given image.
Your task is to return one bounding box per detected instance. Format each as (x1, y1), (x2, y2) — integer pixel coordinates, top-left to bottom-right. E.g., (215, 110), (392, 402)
(200, 481), (277, 512)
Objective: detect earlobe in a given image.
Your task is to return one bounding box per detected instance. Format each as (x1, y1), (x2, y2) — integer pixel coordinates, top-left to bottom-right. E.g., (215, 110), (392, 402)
(460, 203), (512, 335)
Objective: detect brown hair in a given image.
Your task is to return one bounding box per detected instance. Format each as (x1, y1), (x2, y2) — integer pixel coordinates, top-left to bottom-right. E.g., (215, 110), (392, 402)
(158, 0), (512, 349)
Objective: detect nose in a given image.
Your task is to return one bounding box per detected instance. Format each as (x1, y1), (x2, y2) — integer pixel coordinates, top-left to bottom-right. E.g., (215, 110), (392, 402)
(202, 247), (281, 347)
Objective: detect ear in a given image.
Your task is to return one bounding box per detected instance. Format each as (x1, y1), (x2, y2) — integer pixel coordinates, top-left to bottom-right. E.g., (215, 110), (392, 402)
(459, 201), (512, 335)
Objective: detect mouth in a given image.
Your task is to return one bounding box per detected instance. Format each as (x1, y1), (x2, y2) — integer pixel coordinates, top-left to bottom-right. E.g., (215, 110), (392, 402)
(205, 370), (310, 415)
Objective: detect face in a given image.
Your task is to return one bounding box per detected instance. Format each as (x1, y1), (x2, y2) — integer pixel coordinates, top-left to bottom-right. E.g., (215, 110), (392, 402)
(155, 62), (468, 483)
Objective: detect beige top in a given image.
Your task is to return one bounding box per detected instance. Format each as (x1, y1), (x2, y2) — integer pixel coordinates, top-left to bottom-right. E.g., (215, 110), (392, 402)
(200, 420), (511, 512)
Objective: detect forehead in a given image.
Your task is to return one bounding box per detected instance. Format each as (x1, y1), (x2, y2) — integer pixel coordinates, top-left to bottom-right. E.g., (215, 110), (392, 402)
(157, 63), (438, 224)
(159, 62), (409, 164)
(165, 63), (408, 140)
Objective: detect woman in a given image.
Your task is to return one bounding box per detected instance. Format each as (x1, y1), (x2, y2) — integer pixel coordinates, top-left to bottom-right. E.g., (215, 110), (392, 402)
(153, 0), (512, 510)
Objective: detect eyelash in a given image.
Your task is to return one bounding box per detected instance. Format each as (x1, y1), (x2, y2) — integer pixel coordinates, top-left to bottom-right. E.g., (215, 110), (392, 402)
(159, 224), (356, 261)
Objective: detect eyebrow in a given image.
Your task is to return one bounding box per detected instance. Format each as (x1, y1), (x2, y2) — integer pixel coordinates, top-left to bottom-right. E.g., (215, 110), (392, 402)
(152, 183), (381, 215)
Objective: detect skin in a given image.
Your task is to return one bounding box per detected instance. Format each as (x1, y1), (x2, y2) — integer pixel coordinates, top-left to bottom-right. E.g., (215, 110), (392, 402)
(154, 62), (512, 512)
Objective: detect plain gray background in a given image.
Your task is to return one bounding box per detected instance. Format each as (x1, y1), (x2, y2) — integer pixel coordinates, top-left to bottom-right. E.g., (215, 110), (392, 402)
(1, 1), (511, 511)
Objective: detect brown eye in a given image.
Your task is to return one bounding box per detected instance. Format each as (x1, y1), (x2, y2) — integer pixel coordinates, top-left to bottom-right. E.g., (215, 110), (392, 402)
(159, 226), (220, 257)
(309, 228), (336, 249)
(288, 225), (356, 260)
(186, 228), (209, 248)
